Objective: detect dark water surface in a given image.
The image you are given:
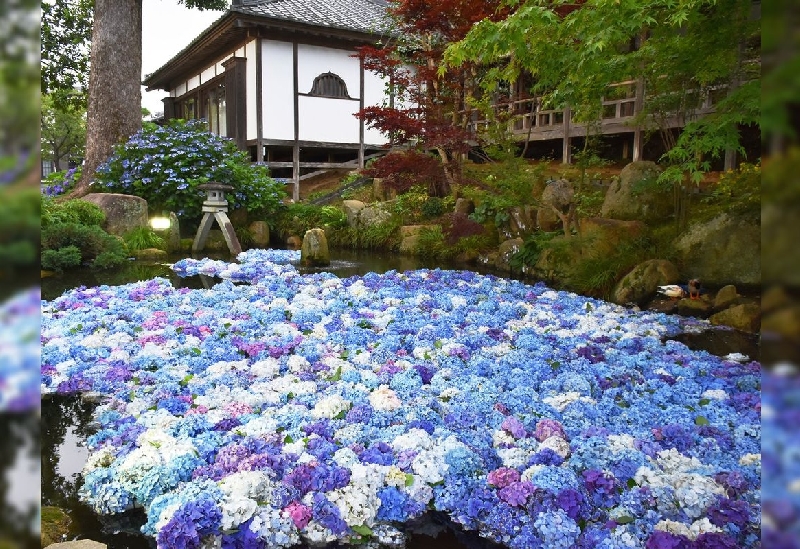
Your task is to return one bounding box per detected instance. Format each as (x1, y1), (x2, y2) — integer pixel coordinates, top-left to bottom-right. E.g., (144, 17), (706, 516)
(41, 250), (758, 548)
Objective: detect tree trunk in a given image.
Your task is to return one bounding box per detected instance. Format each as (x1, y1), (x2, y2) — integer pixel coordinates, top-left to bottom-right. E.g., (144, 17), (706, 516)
(72, 0), (142, 197)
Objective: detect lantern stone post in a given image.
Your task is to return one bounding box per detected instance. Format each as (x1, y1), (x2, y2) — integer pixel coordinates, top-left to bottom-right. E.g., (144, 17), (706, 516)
(192, 183), (242, 255)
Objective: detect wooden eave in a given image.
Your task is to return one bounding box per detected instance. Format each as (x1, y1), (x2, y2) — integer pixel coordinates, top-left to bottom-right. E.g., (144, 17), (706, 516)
(143, 12), (388, 93)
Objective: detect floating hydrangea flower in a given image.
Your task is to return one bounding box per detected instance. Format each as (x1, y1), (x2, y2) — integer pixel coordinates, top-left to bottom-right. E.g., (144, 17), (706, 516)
(41, 252), (761, 547)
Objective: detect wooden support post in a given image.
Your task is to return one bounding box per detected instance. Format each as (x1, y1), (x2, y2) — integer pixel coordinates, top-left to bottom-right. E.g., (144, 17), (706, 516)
(255, 38), (264, 163)
(358, 56), (365, 170)
(632, 78), (645, 161)
(292, 41), (300, 202)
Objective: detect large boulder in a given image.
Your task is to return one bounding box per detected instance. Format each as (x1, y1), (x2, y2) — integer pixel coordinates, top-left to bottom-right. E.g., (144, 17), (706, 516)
(341, 200), (366, 228)
(248, 221), (270, 248)
(612, 259), (680, 305)
(359, 204), (392, 227)
(454, 198), (475, 216)
(709, 303), (761, 333)
(300, 228), (330, 266)
(508, 206), (535, 238)
(399, 225), (435, 254)
(537, 179), (574, 231)
(673, 213), (760, 286)
(600, 161), (671, 222)
(578, 217), (646, 256)
(495, 238), (524, 272)
(81, 193), (148, 236)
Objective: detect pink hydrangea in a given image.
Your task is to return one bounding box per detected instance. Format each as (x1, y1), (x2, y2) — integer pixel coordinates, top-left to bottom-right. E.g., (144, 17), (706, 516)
(487, 467), (520, 488)
(283, 501), (313, 530)
(534, 419), (566, 442)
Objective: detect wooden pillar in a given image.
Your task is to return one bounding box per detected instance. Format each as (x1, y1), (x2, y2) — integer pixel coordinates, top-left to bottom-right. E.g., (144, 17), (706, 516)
(162, 97), (176, 121)
(255, 38), (264, 163)
(724, 148), (737, 171)
(562, 105), (571, 165)
(292, 42), (300, 202)
(222, 57), (247, 150)
(358, 56), (365, 169)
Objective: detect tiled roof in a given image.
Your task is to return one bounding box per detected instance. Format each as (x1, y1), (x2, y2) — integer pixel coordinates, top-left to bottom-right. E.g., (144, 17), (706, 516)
(232, 0), (391, 35)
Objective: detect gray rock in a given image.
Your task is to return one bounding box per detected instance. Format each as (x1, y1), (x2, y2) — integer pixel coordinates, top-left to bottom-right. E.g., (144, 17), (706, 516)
(537, 179), (575, 231)
(45, 541), (107, 549)
(454, 198), (475, 216)
(342, 200), (366, 228)
(82, 193), (148, 236)
(673, 213), (760, 286)
(677, 297), (713, 318)
(508, 206), (534, 238)
(132, 248), (168, 261)
(166, 212), (181, 253)
(612, 259), (680, 305)
(301, 228), (330, 266)
(578, 217), (646, 256)
(762, 303), (800, 342)
(286, 235), (302, 250)
(600, 161), (671, 222)
(248, 221), (270, 247)
(709, 303), (761, 333)
(495, 238), (524, 272)
(359, 205), (392, 227)
(399, 225), (434, 254)
(713, 285), (739, 310)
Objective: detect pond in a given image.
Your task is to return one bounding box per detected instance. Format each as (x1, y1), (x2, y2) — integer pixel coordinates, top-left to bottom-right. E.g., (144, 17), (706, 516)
(41, 249), (759, 549)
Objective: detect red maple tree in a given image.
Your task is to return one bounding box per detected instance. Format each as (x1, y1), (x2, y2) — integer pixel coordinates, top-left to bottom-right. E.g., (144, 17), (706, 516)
(357, 0), (510, 197)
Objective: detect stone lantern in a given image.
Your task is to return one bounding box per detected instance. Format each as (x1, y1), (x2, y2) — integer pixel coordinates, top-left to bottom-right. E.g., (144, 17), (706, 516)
(192, 182), (242, 255)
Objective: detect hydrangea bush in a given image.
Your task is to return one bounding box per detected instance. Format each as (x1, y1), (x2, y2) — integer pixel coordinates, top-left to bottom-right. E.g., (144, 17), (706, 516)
(94, 119), (287, 219)
(41, 251), (761, 548)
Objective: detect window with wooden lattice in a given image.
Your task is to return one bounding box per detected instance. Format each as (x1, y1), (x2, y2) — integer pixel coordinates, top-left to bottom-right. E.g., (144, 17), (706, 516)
(308, 72), (351, 99)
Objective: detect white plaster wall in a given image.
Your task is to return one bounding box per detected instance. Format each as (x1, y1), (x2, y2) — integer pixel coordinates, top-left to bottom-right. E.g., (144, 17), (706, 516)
(363, 72), (389, 145)
(245, 40), (258, 141)
(200, 65), (217, 84)
(297, 44), (360, 143)
(261, 40), (295, 141)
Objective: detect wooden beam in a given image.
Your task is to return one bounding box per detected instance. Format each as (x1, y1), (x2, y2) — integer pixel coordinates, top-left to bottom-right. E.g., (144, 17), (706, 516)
(562, 105), (572, 165)
(255, 38), (264, 163)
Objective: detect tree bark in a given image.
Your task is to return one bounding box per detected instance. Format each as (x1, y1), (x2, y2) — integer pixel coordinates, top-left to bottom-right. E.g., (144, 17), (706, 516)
(72, 0), (142, 197)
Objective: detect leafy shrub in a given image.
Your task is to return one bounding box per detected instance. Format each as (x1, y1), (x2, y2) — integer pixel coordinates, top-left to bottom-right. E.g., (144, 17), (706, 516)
(421, 197), (445, 218)
(705, 162), (760, 215)
(0, 188), (40, 269)
(41, 222), (127, 270)
(510, 230), (560, 270)
(441, 212), (485, 245)
(41, 196), (105, 228)
(276, 203), (349, 237)
(41, 246), (82, 272)
(94, 119), (287, 220)
(123, 227), (165, 252)
(363, 150), (449, 197)
(391, 186), (428, 223)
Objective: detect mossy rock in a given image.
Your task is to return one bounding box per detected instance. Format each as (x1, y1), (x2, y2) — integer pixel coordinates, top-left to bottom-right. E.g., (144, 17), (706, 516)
(41, 505), (71, 547)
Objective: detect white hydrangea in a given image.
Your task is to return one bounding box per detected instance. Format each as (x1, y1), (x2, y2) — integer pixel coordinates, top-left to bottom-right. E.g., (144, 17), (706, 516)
(689, 517), (723, 538)
(450, 296), (467, 308)
(497, 447), (529, 468)
(412, 448), (447, 485)
(83, 447), (116, 473)
(542, 391), (583, 412)
(655, 449), (703, 474)
(287, 355), (311, 373)
(701, 389), (729, 401)
(311, 395), (351, 419)
(654, 519), (692, 538)
(327, 483), (381, 527)
(332, 447), (360, 468)
(391, 428), (434, 452)
(384, 466), (408, 488)
(219, 495), (258, 530)
(492, 429), (516, 447)
(739, 453), (760, 466)
(672, 473), (726, 518)
(521, 464), (544, 482)
(219, 471), (274, 500)
(303, 521), (338, 546)
(369, 385), (402, 411)
(538, 436), (571, 459)
(607, 434), (636, 453)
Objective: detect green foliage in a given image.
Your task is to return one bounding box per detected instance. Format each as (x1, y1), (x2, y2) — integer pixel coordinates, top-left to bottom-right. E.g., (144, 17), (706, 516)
(357, 220), (402, 250)
(41, 166), (82, 197)
(574, 188), (605, 218)
(41, 222), (127, 271)
(41, 245), (82, 272)
(41, 92), (86, 170)
(414, 226), (450, 259)
(235, 226), (255, 249)
(0, 187), (40, 269)
(421, 196), (446, 218)
(510, 230), (560, 270)
(41, 196), (105, 227)
(123, 226), (166, 252)
(41, 0), (93, 105)
(568, 235), (660, 298)
(391, 186), (429, 223)
(276, 203), (348, 237)
(704, 162), (760, 215)
(95, 119), (287, 220)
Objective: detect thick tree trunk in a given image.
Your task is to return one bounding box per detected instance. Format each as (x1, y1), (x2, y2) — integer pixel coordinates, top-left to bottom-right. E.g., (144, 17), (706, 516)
(72, 0), (142, 197)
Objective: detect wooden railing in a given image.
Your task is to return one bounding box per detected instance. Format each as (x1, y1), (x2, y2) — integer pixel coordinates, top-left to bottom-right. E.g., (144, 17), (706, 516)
(463, 80), (723, 140)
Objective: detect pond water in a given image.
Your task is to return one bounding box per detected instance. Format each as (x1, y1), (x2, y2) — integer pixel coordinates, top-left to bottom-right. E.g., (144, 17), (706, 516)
(41, 249), (759, 548)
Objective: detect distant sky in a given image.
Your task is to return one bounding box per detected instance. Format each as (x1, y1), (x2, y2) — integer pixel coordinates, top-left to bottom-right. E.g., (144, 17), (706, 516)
(141, 0), (226, 116)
